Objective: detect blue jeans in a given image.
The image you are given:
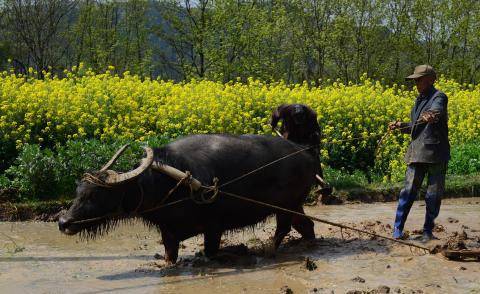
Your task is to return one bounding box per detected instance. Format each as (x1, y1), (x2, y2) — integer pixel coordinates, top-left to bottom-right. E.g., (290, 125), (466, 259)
(393, 163), (447, 235)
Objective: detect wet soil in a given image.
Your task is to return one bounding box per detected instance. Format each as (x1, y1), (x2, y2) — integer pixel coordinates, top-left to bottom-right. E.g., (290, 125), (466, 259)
(1, 198), (479, 293)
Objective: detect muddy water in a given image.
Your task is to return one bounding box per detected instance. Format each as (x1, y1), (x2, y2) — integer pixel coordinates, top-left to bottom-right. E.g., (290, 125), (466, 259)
(1, 198), (479, 294)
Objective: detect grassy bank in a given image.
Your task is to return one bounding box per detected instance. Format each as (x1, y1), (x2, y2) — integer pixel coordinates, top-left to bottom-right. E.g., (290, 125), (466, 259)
(330, 173), (480, 204)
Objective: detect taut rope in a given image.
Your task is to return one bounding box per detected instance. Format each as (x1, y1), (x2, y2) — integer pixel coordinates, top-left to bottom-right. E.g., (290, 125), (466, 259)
(217, 190), (431, 252)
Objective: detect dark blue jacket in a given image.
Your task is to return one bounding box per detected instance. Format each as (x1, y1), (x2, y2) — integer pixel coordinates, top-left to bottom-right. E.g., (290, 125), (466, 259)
(401, 86), (450, 164)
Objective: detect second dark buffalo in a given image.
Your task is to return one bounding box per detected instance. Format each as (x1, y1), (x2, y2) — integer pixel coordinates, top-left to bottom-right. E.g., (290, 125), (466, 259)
(59, 134), (319, 264)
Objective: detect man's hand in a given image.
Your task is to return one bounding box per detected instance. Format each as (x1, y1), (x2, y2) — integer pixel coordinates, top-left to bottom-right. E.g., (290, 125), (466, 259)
(388, 121), (402, 131)
(419, 110), (440, 123)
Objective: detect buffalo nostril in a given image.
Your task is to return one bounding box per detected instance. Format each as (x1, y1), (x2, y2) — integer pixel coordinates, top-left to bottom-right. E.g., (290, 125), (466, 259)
(58, 216), (70, 231)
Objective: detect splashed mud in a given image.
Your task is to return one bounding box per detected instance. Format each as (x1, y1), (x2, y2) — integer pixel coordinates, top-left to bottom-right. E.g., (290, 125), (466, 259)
(1, 198), (479, 293)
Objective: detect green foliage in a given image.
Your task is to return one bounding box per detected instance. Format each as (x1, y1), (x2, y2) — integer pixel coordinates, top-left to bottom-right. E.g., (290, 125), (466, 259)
(151, 0), (480, 84)
(2, 0), (480, 83)
(0, 139), (17, 172)
(323, 166), (372, 190)
(322, 140), (480, 189)
(3, 136), (171, 201)
(55, 140), (133, 196)
(0, 174), (10, 189)
(5, 144), (60, 201)
(448, 141), (480, 175)
(55, 136), (170, 195)
(69, 0), (151, 75)
(0, 40), (12, 71)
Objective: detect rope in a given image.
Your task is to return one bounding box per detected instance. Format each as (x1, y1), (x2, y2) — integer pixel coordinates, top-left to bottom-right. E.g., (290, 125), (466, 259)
(69, 180), (431, 252)
(218, 189), (431, 252)
(219, 120), (422, 190)
(82, 173), (113, 188)
(136, 197), (191, 214)
(73, 125), (387, 223)
(195, 177), (220, 204)
(374, 129), (392, 157)
(160, 171), (193, 205)
(219, 144), (316, 189)
(320, 120), (425, 146)
(373, 120), (426, 157)
(70, 212), (122, 225)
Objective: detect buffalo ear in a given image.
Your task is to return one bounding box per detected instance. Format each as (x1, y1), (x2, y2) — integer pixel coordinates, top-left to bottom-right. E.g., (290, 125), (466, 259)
(75, 179), (80, 185)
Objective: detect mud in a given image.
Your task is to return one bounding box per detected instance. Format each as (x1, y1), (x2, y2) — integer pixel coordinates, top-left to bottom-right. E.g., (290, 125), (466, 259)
(1, 198), (479, 293)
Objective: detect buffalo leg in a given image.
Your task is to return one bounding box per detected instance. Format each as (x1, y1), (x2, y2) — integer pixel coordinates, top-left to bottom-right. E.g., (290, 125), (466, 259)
(265, 213), (293, 257)
(204, 229), (222, 257)
(161, 229), (179, 264)
(292, 206), (315, 240)
(273, 212), (293, 249)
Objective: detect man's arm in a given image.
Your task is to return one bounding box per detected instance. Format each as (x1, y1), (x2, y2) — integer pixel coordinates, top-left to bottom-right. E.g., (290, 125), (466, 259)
(430, 94), (448, 116)
(389, 121), (411, 133)
(398, 122), (412, 134)
(270, 104), (287, 130)
(420, 94), (448, 123)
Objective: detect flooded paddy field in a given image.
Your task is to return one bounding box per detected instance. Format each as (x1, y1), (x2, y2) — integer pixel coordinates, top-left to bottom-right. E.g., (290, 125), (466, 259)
(1, 198), (479, 294)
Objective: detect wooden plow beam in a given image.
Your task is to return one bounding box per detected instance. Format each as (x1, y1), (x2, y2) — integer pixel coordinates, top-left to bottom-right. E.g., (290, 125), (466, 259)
(441, 249), (480, 261)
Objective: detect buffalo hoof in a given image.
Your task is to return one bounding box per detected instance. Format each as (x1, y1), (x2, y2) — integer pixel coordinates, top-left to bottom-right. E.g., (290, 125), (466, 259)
(263, 239), (277, 258)
(318, 186), (333, 196)
(319, 192), (343, 205)
(302, 238), (317, 248)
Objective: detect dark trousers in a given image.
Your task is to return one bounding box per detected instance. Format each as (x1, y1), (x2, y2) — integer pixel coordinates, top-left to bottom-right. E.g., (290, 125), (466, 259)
(393, 162), (447, 234)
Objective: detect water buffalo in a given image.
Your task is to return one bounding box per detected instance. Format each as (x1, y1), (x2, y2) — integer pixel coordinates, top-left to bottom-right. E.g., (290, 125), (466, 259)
(59, 134), (319, 264)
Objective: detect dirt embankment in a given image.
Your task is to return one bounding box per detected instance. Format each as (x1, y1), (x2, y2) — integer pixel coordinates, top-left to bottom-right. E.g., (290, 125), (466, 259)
(0, 200), (69, 222)
(319, 179), (480, 205)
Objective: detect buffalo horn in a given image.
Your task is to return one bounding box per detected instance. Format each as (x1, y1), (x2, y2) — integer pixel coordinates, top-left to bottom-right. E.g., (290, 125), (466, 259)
(104, 146), (154, 184)
(100, 144), (130, 172)
(151, 162), (202, 191)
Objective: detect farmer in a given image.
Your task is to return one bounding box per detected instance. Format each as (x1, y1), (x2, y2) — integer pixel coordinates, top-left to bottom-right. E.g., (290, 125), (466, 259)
(388, 64), (450, 242)
(271, 103), (321, 147)
(271, 104), (332, 196)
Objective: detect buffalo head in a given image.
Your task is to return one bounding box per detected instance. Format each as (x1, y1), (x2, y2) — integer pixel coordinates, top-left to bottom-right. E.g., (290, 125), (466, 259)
(58, 145), (153, 237)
